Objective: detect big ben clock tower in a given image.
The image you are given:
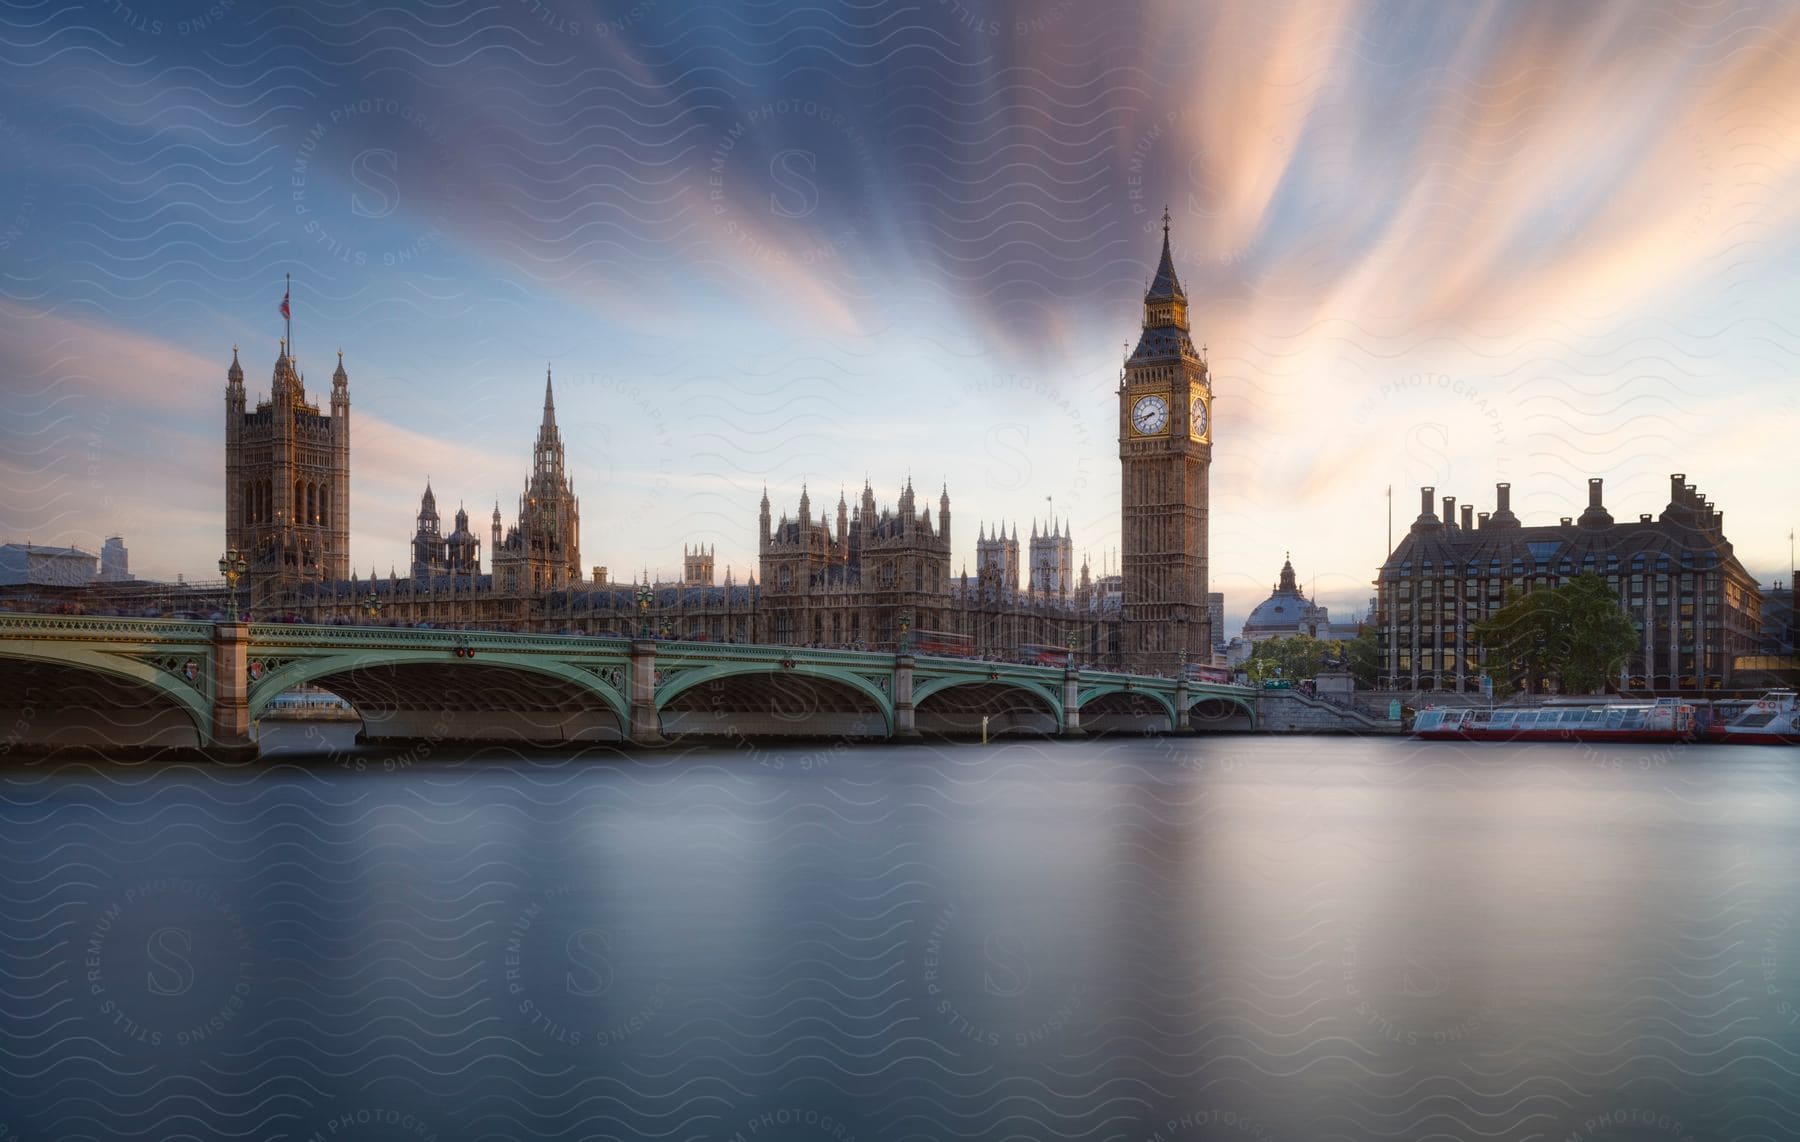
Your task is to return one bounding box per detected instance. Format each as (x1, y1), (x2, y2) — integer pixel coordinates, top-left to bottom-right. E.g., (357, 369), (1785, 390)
(1119, 209), (1212, 674)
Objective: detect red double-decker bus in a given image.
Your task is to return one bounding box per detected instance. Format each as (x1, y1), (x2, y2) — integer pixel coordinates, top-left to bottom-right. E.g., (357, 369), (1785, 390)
(911, 630), (974, 657)
(1019, 643), (1072, 668)
(1182, 663), (1231, 685)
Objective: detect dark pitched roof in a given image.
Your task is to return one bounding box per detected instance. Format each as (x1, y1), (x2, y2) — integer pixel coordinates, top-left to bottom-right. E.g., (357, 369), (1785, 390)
(1146, 211), (1185, 301)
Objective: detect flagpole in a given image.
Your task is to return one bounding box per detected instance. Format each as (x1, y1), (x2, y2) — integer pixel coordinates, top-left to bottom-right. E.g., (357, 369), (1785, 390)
(285, 272), (291, 356)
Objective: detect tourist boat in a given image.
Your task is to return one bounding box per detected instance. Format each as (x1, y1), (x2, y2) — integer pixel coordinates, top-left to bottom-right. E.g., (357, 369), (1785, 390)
(1412, 698), (1697, 743)
(1705, 690), (1800, 745)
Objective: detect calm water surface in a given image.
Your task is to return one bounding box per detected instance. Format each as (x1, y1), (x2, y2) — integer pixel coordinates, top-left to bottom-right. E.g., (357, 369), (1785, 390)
(4, 731), (1799, 1141)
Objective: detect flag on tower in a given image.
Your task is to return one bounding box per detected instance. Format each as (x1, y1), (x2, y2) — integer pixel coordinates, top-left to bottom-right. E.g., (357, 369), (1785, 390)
(280, 288), (290, 320)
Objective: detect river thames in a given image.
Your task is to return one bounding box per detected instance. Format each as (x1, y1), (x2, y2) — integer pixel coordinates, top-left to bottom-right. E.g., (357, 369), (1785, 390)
(3, 731), (1798, 1141)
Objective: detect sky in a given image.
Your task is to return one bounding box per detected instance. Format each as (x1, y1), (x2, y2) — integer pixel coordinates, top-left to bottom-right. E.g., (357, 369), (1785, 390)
(1, 0), (1797, 636)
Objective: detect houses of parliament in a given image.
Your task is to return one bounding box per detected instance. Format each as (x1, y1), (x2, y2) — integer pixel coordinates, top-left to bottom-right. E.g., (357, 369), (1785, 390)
(221, 218), (1218, 674)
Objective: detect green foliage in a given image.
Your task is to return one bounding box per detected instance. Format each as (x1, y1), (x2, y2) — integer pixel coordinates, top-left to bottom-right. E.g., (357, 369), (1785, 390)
(1248, 634), (1342, 684)
(1345, 628), (1379, 689)
(1242, 656), (1280, 685)
(1474, 572), (1638, 695)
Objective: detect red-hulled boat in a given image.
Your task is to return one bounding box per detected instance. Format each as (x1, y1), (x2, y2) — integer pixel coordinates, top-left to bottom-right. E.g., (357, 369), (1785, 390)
(1706, 690), (1800, 745)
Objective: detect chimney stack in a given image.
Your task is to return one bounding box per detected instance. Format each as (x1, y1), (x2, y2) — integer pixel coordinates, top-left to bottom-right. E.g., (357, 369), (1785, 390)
(1412, 486), (1441, 533)
(1443, 496), (1456, 529)
(1639, 514), (1652, 523)
(1477, 511), (1490, 529)
(1461, 505), (1474, 531)
(1578, 476), (1613, 528)
(1490, 482), (1519, 528)
(1670, 473), (1686, 503)
(1560, 517), (1572, 526)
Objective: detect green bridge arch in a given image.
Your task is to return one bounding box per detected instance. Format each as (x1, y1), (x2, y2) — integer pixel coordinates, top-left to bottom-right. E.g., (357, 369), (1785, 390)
(912, 674), (1066, 731)
(654, 662), (896, 735)
(1076, 683), (1178, 727)
(0, 642), (213, 743)
(1186, 689), (1259, 728)
(248, 650), (630, 725)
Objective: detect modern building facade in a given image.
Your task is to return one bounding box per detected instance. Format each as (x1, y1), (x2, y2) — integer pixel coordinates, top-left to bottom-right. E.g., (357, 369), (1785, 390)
(1375, 477), (1763, 692)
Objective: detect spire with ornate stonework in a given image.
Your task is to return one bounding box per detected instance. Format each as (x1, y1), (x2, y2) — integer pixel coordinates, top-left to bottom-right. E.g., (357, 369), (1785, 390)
(1130, 207), (1198, 362)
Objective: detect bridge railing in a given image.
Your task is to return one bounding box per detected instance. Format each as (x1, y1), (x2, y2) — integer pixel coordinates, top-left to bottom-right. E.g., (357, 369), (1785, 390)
(246, 622), (635, 654)
(0, 613), (215, 642)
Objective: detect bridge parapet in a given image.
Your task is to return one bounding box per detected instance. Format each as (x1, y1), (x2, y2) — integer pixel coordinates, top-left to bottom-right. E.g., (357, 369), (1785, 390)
(0, 614), (1266, 753)
(0, 613), (214, 644)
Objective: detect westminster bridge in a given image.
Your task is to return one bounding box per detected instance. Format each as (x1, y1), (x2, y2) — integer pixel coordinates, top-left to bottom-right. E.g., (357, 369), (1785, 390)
(0, 614), (1270, 758)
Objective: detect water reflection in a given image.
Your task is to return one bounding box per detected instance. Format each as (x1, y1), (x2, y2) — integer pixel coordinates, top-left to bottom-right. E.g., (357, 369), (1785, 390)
(1, 733), (1798, 1139)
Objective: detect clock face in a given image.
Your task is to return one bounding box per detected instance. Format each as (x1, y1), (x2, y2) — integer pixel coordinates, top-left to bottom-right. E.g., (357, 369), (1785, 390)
(1131, 395), (1169, 435)
(1190, 395), (1209, 438)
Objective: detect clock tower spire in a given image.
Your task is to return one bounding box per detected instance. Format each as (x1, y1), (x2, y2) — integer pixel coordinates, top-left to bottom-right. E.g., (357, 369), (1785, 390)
(1118, 209), (1212, 676)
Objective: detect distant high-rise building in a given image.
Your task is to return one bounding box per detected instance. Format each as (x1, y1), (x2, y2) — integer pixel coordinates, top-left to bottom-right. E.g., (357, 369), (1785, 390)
(99, 536), (132, 582)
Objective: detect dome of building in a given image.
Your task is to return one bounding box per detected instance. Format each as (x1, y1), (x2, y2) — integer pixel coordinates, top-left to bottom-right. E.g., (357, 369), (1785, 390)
(1241, 554), (1323, 639)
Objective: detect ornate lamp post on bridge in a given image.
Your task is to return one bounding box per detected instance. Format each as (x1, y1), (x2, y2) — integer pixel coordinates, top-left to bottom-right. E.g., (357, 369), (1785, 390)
(361, 589), (382, 623)
(1174, 604), (1189, 679)
(217, 549), (248, 621)
(636, 576), (655, 639)
(899, 611), (912, 654)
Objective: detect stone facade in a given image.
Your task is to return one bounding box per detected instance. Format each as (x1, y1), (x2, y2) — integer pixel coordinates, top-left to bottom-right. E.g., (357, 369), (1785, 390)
(490, 371), (582, 593)
(1375, 477), (1763, 692)
(1118, 210), (1212, 673)
(224, 342), (350, 589)
(204, 228), (1217, 672)
(410, 485), (480, 581)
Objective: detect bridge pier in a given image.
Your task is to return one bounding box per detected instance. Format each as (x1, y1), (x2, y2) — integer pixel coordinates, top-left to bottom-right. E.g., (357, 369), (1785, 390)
(892, 654), (920, 739)
(628, 639), (665, 746)
(209, 622), (258, 759)
(1173, 677), (1191, 733)
(1059, 667), (1085, 737)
